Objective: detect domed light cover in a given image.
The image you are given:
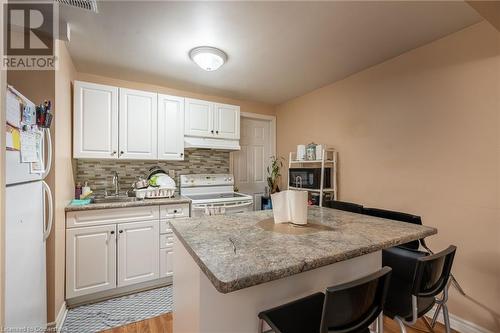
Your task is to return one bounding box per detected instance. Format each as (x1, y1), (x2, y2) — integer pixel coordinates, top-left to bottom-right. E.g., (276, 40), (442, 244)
(189, 46), (227, 71)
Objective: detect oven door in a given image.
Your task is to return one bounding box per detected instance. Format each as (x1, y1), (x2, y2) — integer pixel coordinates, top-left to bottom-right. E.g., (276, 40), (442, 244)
(191, 200), (254, 217)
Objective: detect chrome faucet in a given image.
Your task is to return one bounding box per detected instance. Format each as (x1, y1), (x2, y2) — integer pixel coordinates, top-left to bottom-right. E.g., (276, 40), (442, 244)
(111, 171), (120, 196)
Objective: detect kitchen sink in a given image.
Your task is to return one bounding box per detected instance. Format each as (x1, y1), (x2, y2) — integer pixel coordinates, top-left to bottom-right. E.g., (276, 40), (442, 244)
(93, 196), (137, 203)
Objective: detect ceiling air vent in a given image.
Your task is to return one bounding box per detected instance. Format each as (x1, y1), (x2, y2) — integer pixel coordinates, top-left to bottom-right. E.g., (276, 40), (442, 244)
(55, 0), (98, 13)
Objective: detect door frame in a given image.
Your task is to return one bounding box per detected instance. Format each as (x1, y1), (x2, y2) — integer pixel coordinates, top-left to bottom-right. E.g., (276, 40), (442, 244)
(229, 111), (277, 190)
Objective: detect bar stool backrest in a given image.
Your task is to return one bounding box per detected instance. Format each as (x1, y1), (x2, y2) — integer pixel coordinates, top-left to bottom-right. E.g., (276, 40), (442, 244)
(362, 208), (422, 250)
(412, 245), (456, 298)
(324, 200), (364, 214)
(320, 267), (392, 333)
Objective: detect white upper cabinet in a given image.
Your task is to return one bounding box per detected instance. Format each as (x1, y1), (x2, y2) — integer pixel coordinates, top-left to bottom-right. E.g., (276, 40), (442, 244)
(185, 98), (240, 140)
(119, 88), (158, 160)
(158, 94), (185, 160)
(74, 81), (240, 158)
(73, 81), (119, 159)
(184, 98), (213, 137)
(214, 103), (240, 139)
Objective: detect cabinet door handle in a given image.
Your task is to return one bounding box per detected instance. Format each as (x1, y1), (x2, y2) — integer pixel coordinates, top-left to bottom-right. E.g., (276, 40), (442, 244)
(211, 130), (214, 134)
(119, 151), (124, 157)
(111, 151), (117, 156)
(216, 130), (219, 134)
(110, 230), (115, 234)
(119, 230), (123, 234)
(180, 153), (184, 157)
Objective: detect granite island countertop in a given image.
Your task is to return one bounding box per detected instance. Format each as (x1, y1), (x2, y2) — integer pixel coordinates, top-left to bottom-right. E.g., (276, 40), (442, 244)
(65, 196), (191, 212)
(170, 207), (437, 293)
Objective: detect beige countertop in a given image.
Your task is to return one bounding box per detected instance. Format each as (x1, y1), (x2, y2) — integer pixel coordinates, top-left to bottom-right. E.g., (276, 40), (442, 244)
(170, 206), (437, 293)
(65, 196), (191, 212)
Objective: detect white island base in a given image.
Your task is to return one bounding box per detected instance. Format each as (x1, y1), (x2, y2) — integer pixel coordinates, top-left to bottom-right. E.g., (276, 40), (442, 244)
(173, 235), (381, 333)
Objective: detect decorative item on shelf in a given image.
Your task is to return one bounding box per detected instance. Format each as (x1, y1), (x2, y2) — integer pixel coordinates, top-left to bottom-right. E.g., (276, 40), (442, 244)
(306, 143), (317, 160)
(296, 145), (306, 161)
(267, 155), (284, 194)
(315, 144), (325, 160)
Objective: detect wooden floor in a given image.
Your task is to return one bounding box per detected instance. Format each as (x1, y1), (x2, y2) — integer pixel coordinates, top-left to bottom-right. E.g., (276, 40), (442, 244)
(101, 313), (456, 333)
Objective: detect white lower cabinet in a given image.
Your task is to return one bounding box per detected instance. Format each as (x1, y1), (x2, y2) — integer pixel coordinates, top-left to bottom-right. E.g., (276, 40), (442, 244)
(66, 205), (187, 300)
(66, 224), (117, 299)
(117, 221), (159, 287)
(160, 246), (174, 278)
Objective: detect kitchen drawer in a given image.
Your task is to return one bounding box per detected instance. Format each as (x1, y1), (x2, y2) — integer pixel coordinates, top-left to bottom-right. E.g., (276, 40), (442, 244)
(160, 218), (188, 234)
(160, 203), (189, 219)
(67, 206), (160, 228)
(160, 233), (174, 249)
(160, 220), (172, 234)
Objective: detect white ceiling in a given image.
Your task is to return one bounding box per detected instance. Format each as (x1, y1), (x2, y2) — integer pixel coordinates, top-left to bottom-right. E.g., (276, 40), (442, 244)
(61, 1), (481, 105)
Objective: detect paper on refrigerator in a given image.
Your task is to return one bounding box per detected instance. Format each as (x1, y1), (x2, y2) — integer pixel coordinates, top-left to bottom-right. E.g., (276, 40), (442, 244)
(271, 190), (308, 225)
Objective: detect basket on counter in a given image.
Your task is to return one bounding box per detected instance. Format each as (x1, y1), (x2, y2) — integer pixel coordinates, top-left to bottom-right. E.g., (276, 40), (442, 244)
(134, 186), (175, 199)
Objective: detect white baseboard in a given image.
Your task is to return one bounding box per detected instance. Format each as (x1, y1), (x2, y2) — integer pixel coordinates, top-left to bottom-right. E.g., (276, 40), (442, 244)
(426, 306), (494, 333)
(55, 302), (68, 332)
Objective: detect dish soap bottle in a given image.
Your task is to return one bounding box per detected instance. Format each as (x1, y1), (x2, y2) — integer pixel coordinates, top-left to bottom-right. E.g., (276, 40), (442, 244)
(75, 182), (82, 199)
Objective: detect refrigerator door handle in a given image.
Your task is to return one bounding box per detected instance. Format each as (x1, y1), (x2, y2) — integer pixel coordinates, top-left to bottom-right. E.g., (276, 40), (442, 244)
(42, 128), (52, 179)
(42, 180), (53, 240)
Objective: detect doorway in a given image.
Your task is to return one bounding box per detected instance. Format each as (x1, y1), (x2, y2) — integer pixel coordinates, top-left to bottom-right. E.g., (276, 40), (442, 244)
(230, 113), (276, 210)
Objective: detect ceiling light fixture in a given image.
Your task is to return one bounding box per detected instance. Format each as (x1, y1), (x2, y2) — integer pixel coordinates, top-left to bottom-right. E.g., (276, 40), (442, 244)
(189, 46), (227, 71)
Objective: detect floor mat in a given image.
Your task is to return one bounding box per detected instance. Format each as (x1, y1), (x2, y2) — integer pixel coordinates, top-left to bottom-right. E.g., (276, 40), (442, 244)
(62, 285), (173, 332)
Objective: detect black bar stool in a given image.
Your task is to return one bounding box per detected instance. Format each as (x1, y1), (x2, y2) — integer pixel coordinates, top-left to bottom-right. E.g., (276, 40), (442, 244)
(258, 267), (392, 333)
(383, 246), (456, 333)
(324, 200), (364, 214)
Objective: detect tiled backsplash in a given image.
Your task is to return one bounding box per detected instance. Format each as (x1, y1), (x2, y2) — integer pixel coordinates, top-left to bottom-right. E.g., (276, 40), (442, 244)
(76, 149), (230, 195)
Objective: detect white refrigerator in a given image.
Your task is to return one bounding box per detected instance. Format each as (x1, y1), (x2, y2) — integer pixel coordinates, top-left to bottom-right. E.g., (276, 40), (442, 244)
(5, 87), (53, 329)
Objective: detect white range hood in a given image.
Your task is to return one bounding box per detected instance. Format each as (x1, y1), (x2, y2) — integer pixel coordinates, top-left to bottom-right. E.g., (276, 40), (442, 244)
(184, 136), (241, 150)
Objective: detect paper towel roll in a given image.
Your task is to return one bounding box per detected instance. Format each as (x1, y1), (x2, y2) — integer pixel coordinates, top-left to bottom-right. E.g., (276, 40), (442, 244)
(271, 191), (289, 224)
(271, 190), (308, 225)
(289, 190), (308, 225)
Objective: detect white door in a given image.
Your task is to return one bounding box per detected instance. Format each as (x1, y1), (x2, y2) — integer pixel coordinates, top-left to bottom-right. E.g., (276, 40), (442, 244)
(66, 224), (117, 298)
(73, 81), (119, 159)
(184, 98), (214, 137)
(158, 94), (185, 160)
(117, 220), (159, 287)
(119, 88), (158, 160)
(214, 103), (240, 139)
(232, 117), (274, 210)
(5, 181), (46, 328)
(160, 246), (174, 278)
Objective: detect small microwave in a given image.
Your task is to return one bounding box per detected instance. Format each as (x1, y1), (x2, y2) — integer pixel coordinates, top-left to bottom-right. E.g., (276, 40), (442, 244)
(289, 168), (331, 189)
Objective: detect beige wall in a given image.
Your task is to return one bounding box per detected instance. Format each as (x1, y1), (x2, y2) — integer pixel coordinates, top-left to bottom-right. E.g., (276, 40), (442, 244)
(76, 72), (275, 117)
(51, 41), (77, 322)
(276, 21), (500, 332)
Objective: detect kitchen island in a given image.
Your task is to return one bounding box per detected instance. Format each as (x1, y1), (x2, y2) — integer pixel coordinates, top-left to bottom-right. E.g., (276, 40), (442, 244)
(170, 207), (436, 333)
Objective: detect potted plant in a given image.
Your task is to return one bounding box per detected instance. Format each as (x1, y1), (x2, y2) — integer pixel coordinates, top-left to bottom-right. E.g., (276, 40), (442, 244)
(267, 156), (284, 195)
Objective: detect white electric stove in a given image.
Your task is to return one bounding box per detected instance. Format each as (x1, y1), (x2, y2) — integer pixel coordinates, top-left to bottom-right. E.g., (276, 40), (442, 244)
(180, 174), (254, 217)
